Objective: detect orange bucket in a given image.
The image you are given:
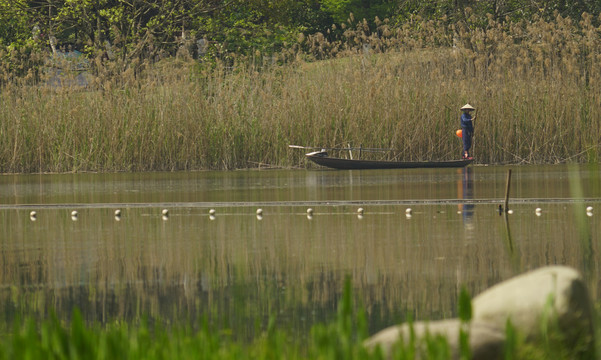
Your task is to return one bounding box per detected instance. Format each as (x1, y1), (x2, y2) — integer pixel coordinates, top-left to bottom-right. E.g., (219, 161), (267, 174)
(455, 129), (462, 138)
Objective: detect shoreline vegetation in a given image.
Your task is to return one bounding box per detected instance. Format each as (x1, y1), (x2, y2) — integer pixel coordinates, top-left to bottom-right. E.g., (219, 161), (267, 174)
(2, 13), (601, 173)
(1, 281), (595, 360)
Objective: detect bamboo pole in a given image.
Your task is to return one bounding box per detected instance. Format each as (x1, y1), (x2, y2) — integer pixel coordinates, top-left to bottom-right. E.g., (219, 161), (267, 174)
(504, 169), (512, 212)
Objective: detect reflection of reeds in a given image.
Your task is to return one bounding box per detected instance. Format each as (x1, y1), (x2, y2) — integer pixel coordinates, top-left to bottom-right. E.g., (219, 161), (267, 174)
(1, 15), (601, 172)
(1, 199), (599, 336)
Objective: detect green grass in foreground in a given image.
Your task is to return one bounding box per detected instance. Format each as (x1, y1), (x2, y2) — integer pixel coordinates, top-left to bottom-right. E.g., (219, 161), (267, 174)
(0, 280), (592, 360)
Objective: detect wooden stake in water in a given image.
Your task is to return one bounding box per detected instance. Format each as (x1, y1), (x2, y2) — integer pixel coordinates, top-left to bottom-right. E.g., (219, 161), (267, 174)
(504, 169), (512, 212)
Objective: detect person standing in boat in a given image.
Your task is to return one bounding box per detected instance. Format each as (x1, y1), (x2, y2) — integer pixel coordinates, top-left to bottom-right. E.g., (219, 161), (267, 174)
(460, 104), (476, 159)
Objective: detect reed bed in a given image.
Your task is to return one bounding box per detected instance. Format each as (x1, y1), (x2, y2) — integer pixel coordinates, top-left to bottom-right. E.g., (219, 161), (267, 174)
(1, 14), (601, 172)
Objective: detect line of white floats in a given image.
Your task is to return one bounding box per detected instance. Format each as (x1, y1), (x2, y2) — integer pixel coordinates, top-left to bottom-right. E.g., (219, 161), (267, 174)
(27, 205), (595, 221)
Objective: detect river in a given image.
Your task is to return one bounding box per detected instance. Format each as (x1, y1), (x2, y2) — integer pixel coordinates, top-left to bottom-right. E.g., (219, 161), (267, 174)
(0, 164), (599, 337)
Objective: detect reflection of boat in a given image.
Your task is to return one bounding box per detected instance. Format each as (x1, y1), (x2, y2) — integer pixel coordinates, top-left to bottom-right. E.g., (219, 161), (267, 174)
(305, 151), (474, 170)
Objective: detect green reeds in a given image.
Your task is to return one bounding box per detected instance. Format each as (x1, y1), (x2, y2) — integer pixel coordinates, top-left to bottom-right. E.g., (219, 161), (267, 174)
(0, 279), (594, 359)
(1, 14), (600, 172)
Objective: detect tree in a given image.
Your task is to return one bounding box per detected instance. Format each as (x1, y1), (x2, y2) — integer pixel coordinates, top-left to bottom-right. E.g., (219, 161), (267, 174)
(321, 0), (396, 25)
(0, 0), (35, 47)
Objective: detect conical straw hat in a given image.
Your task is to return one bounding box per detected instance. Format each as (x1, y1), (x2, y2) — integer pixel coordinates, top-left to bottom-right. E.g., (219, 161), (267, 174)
(461, 103), (475, 110)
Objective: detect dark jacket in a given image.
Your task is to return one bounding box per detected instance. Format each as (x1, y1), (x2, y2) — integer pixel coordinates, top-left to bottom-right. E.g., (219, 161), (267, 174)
(460, 112), (474, 133)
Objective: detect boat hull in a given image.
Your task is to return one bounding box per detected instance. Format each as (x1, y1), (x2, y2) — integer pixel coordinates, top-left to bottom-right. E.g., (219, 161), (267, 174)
(306, 154), (474, 170)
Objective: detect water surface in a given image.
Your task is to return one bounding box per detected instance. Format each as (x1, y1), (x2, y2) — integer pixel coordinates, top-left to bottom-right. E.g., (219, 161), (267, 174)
(0, 164), (599, 337)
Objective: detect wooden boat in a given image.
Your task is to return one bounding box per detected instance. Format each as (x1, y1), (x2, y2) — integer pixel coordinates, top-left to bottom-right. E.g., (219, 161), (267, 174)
(305, 151), (474, 170)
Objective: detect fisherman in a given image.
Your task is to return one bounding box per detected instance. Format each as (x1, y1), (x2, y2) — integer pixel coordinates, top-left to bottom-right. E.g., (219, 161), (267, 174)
(460, 104), (476, 159)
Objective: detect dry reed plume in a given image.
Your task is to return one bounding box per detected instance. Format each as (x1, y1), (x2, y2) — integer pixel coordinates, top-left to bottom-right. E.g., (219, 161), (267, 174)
(1, 13), (600, 172)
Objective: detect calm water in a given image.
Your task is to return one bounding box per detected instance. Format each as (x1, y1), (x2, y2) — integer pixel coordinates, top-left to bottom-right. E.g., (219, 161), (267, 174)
(0, 164), (599, 337)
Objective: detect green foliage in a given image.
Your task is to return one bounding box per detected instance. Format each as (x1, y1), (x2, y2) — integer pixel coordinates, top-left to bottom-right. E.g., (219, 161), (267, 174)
(321, 0), (395, 27)
(391, 0), (601, 24)
(458, 287), (472, 323)
(310, 277), (370, 359)
(458, 287), (472, 360)
(0, 282), (592, 359)
(504, 318), (521, 360)
(0, 1), (45, 79)
(0, 0), (325, 65)
(0, 0), (32, 47)
(2, 0), (599, 70)
(193, 1), (299, 59)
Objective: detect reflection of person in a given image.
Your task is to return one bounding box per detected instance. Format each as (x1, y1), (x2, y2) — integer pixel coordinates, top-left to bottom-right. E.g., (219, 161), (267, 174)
(460, 104), (476, 159)
(458, 166), (474, 226)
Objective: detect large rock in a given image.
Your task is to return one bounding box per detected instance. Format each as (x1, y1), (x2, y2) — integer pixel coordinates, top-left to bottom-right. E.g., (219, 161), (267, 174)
(472, 265), (594, 358)
(364, 319), (505, 360)
(364, 266), (595, 359)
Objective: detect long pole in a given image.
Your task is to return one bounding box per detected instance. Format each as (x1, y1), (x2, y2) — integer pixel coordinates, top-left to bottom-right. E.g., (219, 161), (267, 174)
(473, 109), (477, 158)
(504, 169), (512, 212)
(288, 145), (395, 152)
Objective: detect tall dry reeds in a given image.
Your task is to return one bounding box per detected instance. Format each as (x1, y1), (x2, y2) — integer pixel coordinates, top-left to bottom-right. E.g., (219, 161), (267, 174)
(1, 13), (600, 172)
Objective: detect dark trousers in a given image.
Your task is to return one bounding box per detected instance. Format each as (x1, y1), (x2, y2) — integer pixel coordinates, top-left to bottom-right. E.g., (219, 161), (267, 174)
(462, 129), (472, 154)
